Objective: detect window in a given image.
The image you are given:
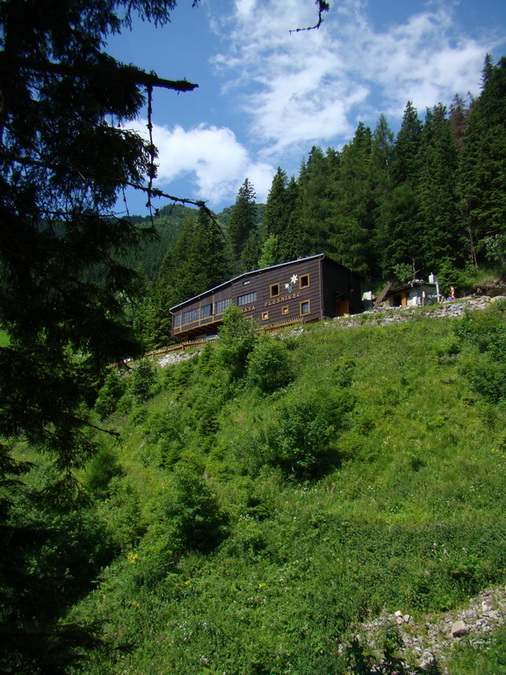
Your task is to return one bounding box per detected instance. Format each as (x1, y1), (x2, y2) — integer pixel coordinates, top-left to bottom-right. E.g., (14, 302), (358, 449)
(262, 311), (269, 321)
(182, 308), (199, 324)
(214, 298), (232, 314)
(173, 314), (181, 327)
(300, 274), (310, 289)
(237, 291), (257, 306)
(270, 283), (280, 298)
(300, 300), (310, 315)
(281, 306), (289, 315)
(201, 303), (212, 318)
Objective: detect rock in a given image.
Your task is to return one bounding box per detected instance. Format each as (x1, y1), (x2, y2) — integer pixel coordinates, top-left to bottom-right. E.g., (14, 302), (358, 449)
(418, 651), (434, 668)
(451, 620), (469, 637)
(403, 614), (411, 624)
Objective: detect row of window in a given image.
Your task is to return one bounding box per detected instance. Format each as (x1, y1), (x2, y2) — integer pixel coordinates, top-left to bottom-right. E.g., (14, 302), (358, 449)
(173, 275), (311, 328)
(173, 298), (233, 327)
(175, 298), (312, 328)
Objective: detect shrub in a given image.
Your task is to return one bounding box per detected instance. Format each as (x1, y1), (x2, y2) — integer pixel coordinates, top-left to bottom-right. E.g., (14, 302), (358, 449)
(247, 337), (294, 393)
(165, 466), (229, 554)
(215, 305), (257, 378)
(267, 389), (354, 479)
(94, 371), (126, 419)
(130, 361), (159, 403)
(85, 447), (123, 499)
(332, 354), (356, 388)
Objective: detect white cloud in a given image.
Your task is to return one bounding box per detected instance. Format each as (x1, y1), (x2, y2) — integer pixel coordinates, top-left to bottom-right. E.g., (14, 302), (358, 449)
(127, 120), (275, 206)
(212, 0), (497, 155)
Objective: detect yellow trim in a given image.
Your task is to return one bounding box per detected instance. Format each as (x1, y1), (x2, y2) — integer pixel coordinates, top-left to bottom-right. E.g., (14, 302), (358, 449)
(262, 311), (269, 321)
(299, 274), (310, 290)
(300, 299), (310, 316)
(281, 305), (289, 315)
(270, 283), (280, 298)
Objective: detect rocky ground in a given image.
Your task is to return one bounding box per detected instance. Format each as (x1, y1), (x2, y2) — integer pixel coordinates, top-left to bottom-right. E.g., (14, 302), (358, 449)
(343, 586), (506, 672)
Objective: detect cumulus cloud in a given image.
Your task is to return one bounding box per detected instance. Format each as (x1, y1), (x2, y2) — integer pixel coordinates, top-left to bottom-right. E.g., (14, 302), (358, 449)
(212, 0), (498, 154)
(128, 120), (275, 206)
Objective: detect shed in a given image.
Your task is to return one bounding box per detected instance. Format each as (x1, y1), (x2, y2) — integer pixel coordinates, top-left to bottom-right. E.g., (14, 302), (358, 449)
(381, 279), (439, 308)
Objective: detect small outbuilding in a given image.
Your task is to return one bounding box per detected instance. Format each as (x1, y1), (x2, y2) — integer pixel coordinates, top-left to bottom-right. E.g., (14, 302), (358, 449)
(170, 253), (363, 341)
(378, 278), (439, 308)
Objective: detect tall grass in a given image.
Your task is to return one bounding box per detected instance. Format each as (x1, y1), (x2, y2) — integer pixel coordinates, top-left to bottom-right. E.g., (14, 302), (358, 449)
(69, 307), (506, 673)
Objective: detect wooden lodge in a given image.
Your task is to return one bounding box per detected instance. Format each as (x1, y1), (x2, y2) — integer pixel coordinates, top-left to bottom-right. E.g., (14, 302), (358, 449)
(170, 254), (363, 341)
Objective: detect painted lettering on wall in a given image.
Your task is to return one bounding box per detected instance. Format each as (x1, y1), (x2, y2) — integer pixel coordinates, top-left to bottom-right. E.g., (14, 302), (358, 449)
(264, 291), (301, 307)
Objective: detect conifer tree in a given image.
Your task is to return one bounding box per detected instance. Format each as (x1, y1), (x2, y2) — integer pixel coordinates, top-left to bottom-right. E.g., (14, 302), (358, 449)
(417, 104), (464, 278)
(459, 56), (506, 266)
(262, 168), (300, 264)
(0, 0), (200, 468)
(0, 1), (200, 667)
(292, 146), (335, 255)
(144, 210), (229, 348)
(227, 178), (259, 272)
(328, 123), (375, 274)
(378, 102), (423, 277)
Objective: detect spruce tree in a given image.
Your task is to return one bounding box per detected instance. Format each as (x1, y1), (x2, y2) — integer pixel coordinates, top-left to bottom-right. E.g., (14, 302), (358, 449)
(227, 178), (258, 272)
(262, 168), (300, 263)
(0, 0), (200, 468)
(378, 102), (423, 277)
(417, 104), (464, 279)
(459, 56), (506, 266)
(144, 210), (229, 347)
(292, 146), (335, 256)
(328, 122), (375, 274)
(0, 3), (199, 666)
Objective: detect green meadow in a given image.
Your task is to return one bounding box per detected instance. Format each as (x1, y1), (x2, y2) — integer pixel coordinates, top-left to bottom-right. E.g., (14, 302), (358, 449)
(51, 302), (506, 673)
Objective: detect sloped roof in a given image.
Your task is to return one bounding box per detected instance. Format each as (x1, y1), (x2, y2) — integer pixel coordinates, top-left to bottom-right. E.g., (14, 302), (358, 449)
(170, 253), (345, 312)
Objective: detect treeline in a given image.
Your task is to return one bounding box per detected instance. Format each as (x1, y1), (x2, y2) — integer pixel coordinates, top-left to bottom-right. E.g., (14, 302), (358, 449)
(138, 55), (506, 348)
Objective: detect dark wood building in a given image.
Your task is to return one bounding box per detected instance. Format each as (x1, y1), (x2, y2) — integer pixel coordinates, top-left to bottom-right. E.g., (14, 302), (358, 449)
(170, 254), (363, 341)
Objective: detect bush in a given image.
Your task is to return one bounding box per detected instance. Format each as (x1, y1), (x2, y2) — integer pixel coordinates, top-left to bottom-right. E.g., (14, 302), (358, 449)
(94, 371), (126, 419)
(267, 389), (354, 479)
(130, 361), (159, 403)
(247, 336), (294, 393)
(332, 354), (356, 388)
(165, 466), (229, 554)
(215, 305), (257, 378)
(85, 447), (123, 499)
(456, 303), (506, 402)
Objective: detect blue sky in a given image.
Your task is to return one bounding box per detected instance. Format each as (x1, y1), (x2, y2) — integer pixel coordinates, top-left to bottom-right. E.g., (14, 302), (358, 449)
(107, 0), (506, 216)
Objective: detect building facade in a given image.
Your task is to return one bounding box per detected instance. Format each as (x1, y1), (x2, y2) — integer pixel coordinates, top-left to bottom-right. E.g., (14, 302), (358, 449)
(170, 254), (362, 341)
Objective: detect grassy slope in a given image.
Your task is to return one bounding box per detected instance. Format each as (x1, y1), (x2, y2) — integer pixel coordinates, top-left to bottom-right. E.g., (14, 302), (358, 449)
(71, 308), (506, 673)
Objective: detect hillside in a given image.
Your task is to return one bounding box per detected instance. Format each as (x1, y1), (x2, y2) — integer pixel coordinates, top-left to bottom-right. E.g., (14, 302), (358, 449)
(54, 300), (506, 673)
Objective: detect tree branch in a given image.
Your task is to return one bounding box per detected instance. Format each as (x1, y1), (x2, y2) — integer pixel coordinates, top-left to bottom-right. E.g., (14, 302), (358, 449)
(0, 52), (198, 92)
(289, 0), (330, 33)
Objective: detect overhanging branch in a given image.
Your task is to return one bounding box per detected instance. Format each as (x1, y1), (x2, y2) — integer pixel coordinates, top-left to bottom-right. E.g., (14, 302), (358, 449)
(0, 52), (198, 93)
(289, 0), (330, 33)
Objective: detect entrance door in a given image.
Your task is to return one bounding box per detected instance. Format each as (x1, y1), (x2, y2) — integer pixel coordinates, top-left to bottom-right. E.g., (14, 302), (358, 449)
(335, 298), (350, 316)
